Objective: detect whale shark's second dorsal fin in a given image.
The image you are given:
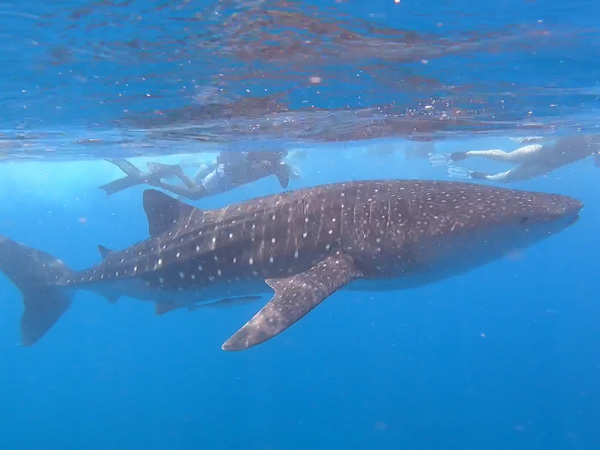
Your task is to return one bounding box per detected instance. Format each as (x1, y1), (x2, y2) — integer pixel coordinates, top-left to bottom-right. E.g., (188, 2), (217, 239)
(97, 245), (114, 260)
(143, 189), (201, 237)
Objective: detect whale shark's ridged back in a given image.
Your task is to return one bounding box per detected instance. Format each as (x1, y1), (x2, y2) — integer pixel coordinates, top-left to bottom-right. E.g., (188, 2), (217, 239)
(59, 180), (581, 289)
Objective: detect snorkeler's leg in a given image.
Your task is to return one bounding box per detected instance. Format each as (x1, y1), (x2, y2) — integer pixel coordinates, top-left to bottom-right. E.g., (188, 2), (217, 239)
(200, 165), (231, 194)
(447, 166), (525, 183)
(146, 161), (186, 178)
(512, 136), (545, 145)
(453, 144), (543, 164)
(143, 161), (199, 189)
(193, 162), (218, 183)
(98, 159), (146, 195)
(483, 164), (545, 183)
(149, 180), (208, 200)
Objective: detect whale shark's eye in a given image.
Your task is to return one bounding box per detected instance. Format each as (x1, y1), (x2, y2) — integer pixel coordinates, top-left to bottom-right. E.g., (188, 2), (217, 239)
(520, 216), (530, 224)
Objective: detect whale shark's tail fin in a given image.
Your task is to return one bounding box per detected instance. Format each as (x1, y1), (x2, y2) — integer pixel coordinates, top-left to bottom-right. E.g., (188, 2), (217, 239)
(0, 236), (74, 346)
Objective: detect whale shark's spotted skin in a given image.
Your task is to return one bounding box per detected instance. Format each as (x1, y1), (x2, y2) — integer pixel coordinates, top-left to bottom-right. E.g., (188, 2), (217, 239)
(0, 180), (582, 349)
(61, 181), (577, 286)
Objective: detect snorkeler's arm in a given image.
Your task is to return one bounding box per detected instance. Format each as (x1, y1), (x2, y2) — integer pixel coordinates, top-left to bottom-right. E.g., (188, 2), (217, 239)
(149, 180), (208, 200)
(512, 136), (546, 145)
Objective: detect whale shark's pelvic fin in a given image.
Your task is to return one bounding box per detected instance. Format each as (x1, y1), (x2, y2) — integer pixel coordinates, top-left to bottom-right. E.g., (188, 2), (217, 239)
(222, 253), (363, 351)
(154, 300), (182, 316)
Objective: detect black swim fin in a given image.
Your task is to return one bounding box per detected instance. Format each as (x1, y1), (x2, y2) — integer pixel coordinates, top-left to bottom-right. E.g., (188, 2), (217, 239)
(107, 159), (143, 178)
(99, 159), (145, 195)
(99, 176), (145, 195)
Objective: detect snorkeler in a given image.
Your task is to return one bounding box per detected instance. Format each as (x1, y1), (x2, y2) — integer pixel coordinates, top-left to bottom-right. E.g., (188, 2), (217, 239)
(151, 151), (293, 199)
(429, 134), (600, 183)
(99, 151), (295, 199)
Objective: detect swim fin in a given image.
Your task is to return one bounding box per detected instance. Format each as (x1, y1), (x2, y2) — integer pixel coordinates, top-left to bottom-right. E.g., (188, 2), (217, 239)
(99, 159), (145, 195)
(99, 176), (144, 195)
(447, 166), (489, 181)
(428, 153), (452, 167)
(107, 159), (143, 178)
(447, 165), (474, 179)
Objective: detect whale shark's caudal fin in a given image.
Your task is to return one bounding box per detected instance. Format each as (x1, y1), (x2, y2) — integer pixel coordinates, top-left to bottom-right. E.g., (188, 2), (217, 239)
(0, 236), (75, 346)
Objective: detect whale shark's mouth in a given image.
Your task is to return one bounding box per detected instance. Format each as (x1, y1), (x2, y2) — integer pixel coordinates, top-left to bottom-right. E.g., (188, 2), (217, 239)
(566, 214), (580, 227)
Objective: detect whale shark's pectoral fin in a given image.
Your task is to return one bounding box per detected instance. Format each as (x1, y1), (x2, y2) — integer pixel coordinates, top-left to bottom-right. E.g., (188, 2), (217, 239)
(222, 253), (362, 351)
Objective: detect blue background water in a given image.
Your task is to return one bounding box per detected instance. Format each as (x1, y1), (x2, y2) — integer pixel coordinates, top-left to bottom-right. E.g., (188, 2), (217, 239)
(1, 0), (600, 449)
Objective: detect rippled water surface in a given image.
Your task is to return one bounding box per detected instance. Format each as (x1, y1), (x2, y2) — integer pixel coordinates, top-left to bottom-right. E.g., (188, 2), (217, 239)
(0, 0), (599, 158)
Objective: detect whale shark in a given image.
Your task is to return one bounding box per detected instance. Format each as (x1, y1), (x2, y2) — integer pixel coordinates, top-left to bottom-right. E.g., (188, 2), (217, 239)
(0, 180), (582, 350)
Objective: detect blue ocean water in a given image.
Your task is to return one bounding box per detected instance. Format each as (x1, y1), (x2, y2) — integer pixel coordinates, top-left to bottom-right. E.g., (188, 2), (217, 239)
(1, 1), (600, 450)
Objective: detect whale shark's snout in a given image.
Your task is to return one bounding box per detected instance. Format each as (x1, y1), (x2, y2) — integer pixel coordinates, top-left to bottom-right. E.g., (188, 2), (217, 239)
(530, 193), (582, 226)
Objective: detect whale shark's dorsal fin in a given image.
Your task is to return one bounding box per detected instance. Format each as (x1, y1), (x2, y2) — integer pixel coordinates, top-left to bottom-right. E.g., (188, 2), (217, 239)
(143, 189), (199, 237)
(97, 245), (114, 260)
(222, 253), (363, 351)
